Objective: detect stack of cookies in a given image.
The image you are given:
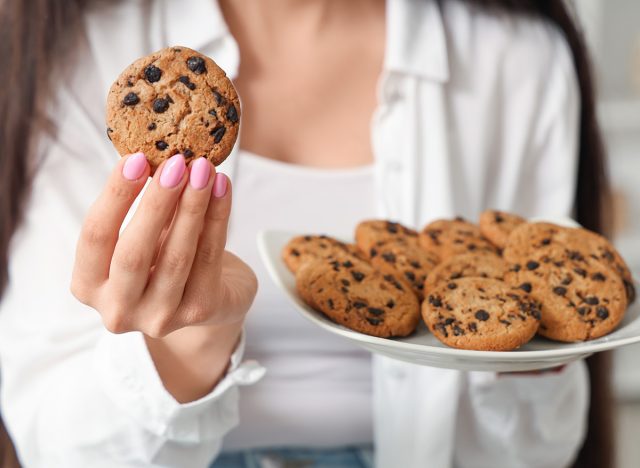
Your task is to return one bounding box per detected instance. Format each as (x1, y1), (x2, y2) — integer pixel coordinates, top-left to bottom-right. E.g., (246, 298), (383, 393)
(283, 211), (635, 351)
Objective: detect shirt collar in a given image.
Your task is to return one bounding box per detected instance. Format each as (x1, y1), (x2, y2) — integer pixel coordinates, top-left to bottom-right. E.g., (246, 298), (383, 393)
(385, 0), (450, 81)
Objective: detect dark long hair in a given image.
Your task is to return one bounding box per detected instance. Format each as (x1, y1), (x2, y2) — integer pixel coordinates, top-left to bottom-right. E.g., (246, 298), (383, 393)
(0, 1), (613, 467)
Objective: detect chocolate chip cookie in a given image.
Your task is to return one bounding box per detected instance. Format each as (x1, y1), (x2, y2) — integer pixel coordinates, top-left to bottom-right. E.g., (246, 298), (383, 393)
(479, 210), (525, 250)
(106, 46), (240, 171)
(296, 256), (420, 338)
(282, 235), (362, 274)
(422, 278), (540, 351)
(366, 241), (440, 300)
(423, 252), (508, 295)
(419, 218), (498, 260)
(503, 222), (635, 303)
(355, 220), (420, 257)
(503, 247), (627, 342)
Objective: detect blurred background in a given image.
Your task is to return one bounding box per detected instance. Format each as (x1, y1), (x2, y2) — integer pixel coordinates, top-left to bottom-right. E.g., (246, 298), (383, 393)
(575, 1), (640, 466)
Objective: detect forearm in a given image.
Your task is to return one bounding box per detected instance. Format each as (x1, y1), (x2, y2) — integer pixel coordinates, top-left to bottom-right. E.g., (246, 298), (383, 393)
(145, 320), (244, 403)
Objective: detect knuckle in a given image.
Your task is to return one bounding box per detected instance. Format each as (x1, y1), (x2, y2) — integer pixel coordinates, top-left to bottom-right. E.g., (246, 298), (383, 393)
(181, 197), (207, 217)
(108, 181), (135, 201)
(70, 279), (92, 305)
(182, 303), (210, 325)
(161, 248), (192, 273)
(196, 243), (220, 266)
(82, 218), (111, 247)
(144, 192), (167, 216)
(144, 316), (174, 339)
(113, 247), (146, 273)
(102, 310), (130, 334)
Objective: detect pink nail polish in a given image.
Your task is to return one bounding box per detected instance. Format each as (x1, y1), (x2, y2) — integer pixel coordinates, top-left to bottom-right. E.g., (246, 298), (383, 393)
(160, 154), (186, 188)
(190, 158), (211, 190)
(122, 152), (147, 181)
(213, 173), (228, 198)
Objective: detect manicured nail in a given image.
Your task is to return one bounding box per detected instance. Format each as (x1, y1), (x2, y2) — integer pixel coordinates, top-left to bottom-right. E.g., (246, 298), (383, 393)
(190, 158), (211, 190)
(160, 154), (186, 188)
(122, 152), (147, 181)
(213, 173), (228, 198)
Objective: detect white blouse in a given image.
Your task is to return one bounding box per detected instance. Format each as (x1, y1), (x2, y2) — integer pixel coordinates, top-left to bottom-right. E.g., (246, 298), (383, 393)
(0, 0), (589, 467)
(224, 151), (376, 450)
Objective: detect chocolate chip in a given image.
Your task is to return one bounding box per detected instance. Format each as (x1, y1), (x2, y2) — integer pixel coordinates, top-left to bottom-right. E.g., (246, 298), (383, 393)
(351, 271), (365, 282)
(155, 141), (168, 150)
(370, 248), (378, 258)
(519, 282), (532, 293)
(450, 272), (463, 280)
(447, 282), (457, 290)
(382, 252), (396, 263)
(428, 295), (442, 307)
(574, 268), (587, 278)
(383, 274), (404, 291)
(512, 264), (522, 272)
(499, 319), (511, 326)
(178, 75), (196, 90)
(561, 276), (572, 285)
(526, 261), (539, 271)
(577, 306), (590, 316)
(291, 249), (300, 257)
(585, 296), (599, 305)
(454, 216), (466, 222)
(213, 90), (224, 105)
(410, 261), (421, 269)
(123, 92), (139, 106)
(453, 326), (464, 336)
(494, 213), (504, 223)
(602, 250), (614, 261)
(467, 243), (477, 251)
(568, 250), (584, 261)
(186, 56), (206, 74)
(340, 279), (350, 287)
(183, 149), (194, 158)
(153, 98), (170, 113)
(553, 286), (567, 296)
(353, 301), (367, 309)
(342, 261), (353, 268)
(226, 104), (239, 123)
(386, 222), (399, 233)
(106, 128), (113, 141)
(366, 317), (382, 326)
(541, 238), (551, 245)
(126, 79), (134, 87)
(144, 65), (162, 83)
(303, 236), (312, 241)
(468, 322), (478, 332)
(531, 308), (541, 320)
(596, 307), (609, 319)
(368, 307), (384, 316)
(404, 271), (416, 282)
(435, 323), (448, 337)
(210, 125), (226, 143)
(386, 300), (395, 308)
(327, 299), (334, 309)
(208, 109), (218, 119)
(475, 310), (490, 321)
(147, 122), (156, 131)
(591, 272), (606, 282)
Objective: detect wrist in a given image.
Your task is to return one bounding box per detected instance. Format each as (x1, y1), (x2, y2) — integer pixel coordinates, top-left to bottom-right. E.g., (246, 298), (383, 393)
(144, 319), (244, 403)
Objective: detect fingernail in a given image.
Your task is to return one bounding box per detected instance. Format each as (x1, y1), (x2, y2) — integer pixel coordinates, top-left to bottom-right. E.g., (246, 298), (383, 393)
(160, 154), (186, 188)
(122, 152), (147, 180)
(190, 158), (211, 190)
(213, 173), (228, 198)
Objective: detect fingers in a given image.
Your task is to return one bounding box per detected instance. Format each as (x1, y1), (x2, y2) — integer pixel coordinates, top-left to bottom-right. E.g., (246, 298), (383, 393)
(72, 153), (149, 301)
(145, 159), (216, 314)
(108, 154), (188, 301)
(182, 173), (232, 312)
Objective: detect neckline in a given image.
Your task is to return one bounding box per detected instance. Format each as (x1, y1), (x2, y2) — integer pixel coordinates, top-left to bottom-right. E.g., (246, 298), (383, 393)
(238, 149), (375, 178)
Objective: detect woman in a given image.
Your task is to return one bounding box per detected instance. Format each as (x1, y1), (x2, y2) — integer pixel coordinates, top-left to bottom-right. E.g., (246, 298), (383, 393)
(0, 0), (613, 467)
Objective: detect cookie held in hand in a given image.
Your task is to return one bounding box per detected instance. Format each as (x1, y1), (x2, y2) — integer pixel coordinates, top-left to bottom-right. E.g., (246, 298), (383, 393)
(106, 46), (240, 171)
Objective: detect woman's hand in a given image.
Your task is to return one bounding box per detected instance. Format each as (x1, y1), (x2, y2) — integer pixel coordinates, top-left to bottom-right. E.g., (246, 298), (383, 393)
(71, 153), (257, 401)
(71, 152), (256, 337)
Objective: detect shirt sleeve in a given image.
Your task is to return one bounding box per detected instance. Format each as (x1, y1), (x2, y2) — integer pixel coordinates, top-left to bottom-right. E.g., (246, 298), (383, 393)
(0, 77), (264, 467)
(453, 18), (588, 468)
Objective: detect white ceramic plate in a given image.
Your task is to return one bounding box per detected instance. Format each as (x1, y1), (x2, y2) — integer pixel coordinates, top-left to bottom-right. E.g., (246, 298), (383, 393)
(257, 229), (640, 372)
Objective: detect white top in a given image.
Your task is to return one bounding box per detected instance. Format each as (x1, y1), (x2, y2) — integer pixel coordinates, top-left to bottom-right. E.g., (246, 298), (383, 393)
(0, 0), (589, 467)
(224, 151), (376, 449)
